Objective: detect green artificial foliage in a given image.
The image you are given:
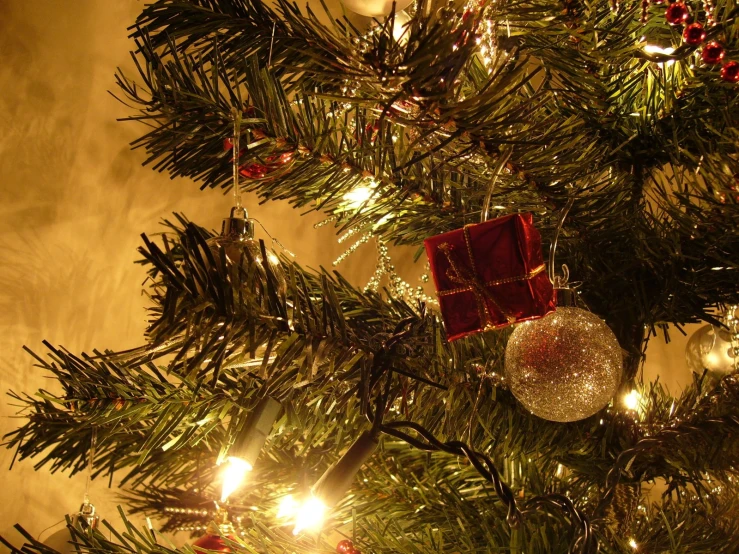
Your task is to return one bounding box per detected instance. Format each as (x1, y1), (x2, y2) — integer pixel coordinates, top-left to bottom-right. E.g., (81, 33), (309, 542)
(4, 1), (739, 553)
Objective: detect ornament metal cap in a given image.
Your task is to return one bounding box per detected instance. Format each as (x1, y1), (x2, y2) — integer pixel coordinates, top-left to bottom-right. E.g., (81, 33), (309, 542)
(75, 499), (99, 530)
(222, 207), (254, 240)
(211, 505), (236, 535)
(556, 287), (576, 307)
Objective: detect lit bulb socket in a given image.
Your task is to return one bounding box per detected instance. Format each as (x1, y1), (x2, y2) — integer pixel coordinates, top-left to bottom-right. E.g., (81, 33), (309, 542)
(229, 396), (282, 467)
(312, 431), (379, 508)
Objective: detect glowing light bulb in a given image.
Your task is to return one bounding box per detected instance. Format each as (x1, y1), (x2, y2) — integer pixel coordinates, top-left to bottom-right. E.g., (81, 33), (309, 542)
(343, 181), (378, 210)
(220, 457), (252, 502)
(623, 390), (641, 411)
(642, 44), (675, 65)
(276, 494), (299, 519)
(628, 537), (638, 550)
(292, 496), (327, 535)
(390, 10), (411, 43)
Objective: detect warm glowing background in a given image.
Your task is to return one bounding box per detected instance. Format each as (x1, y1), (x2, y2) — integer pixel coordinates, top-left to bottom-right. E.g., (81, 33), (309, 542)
(0, 0), (697, 546)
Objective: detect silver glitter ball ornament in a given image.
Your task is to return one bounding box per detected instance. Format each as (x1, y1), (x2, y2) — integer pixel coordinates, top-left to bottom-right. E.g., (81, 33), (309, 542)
(685, 324), (737, 375)
(505, 307), (623, 422)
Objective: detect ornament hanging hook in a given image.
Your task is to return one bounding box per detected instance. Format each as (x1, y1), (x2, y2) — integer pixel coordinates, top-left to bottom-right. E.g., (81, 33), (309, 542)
(268, 22), (276, 68)
(84, 426), (97, 505)
(231, 107), (245, 216)
(548, 195), (574, 289)
(250, 217), (296, 258)
(481, 147), (512, 223)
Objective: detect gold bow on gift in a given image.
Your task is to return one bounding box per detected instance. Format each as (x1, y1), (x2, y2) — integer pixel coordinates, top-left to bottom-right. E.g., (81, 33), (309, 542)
(437, 225), (545, 330)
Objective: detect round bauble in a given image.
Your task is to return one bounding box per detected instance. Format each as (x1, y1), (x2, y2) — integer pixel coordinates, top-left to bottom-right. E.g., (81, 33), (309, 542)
(505, 307), (623, 422)
(336, 539), (355, 553)
(701, 41), (725, 65)
(43, 503), (99, 554)
(208, 210), (287, 298)
(664, 1), (690, 25)
(389, 10), (412, 43)
(340, 0), (413, 17)
(720, 61), (739, 83)
(43, 527), (77, 554)
(685, 324), (737, 374)
(193, 534), (234, 553)
(682, 22), (706, 46)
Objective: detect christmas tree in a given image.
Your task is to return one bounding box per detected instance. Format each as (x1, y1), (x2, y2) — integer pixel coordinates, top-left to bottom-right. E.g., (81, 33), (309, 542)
(3, 0), (739, 553)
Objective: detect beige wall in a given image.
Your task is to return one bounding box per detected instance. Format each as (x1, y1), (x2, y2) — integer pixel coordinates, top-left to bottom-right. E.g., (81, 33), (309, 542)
(0, 0), (693, 547)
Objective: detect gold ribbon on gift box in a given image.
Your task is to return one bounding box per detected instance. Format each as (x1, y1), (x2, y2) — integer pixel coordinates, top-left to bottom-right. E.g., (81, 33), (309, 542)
(437, 225), (545, 330)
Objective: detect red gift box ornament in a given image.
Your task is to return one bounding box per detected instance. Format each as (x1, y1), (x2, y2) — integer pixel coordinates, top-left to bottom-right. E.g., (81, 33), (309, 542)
(424, 213), (556, 341)
(437, 239), (518, 326)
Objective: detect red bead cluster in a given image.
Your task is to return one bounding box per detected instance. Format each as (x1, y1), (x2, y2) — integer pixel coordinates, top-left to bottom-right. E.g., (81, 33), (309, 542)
(659, 2), (738, 83)
(336, 539), (362, 554)
(223, 140), (295, 180)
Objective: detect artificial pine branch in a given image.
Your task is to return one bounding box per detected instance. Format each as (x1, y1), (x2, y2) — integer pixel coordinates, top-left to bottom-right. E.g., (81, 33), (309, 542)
(5, 218), (739, 553)
(4, 0), (739, 551)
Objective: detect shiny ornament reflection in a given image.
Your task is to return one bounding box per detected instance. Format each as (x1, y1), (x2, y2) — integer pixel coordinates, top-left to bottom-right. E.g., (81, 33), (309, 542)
(505, 307), (623, 422)
(685, 324), (737, 374)
(208, 209), (287, 299)
(192, 533), (233, 553)
(389, 10), (412, 43)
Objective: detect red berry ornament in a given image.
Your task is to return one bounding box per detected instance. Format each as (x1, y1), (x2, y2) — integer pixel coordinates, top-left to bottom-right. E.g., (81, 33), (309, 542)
(701, 41), (725, 64)
(239, 163), (269, 179)
(336, 539), (354, 554)
(720, 61), (739, 83)
(193, 534), (233, 553)
(239, 151), (294, 180)
(682, 22), (706, 45)
(223, 137), (234, 151)
(664, 2), (690, 25)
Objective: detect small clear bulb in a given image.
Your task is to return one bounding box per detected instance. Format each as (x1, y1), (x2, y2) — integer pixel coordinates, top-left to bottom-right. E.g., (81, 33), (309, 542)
(623, 390), (641, 411)
(292, 496), (327, 535)
(220, 457), (252, 502)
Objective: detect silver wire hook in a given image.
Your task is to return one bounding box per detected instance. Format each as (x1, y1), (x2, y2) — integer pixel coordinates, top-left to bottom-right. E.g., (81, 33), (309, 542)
(250, 217), (296, 258)
(481, 147), (512, 223)
(268, 22), (276, 68)
(231, 107), (244, 213)
(548, 196), (574, 288)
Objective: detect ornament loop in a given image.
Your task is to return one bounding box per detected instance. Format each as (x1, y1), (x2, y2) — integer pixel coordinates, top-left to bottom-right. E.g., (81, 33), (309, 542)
(548, 196), (574, 287)
(231, 107), (243, 211)
(222, 206), (255, 240)
(480, 147), (512, 223)
(552, 263), (570, 289)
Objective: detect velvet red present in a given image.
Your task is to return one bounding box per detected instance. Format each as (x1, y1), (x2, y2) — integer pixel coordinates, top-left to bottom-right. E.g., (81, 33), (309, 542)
(424, 213), (555, 341)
